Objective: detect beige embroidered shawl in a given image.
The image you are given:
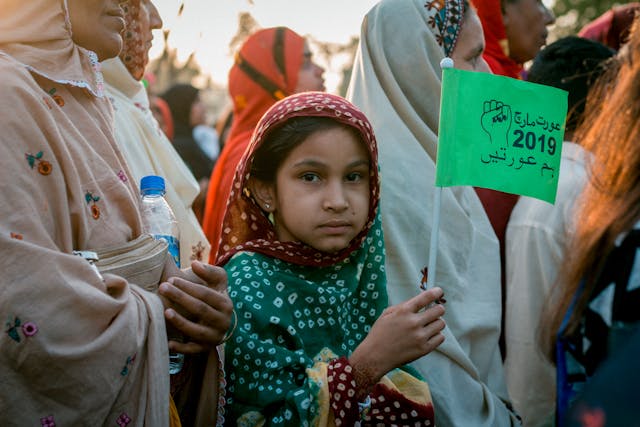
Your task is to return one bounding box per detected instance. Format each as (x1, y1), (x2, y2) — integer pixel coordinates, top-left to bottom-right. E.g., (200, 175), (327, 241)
(0, 1), (169, 425)
(347, 0), (519, 425)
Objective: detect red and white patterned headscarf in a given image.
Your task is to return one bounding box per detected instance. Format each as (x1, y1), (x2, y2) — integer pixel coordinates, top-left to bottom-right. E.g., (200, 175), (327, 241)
(217, 91), (380, 267)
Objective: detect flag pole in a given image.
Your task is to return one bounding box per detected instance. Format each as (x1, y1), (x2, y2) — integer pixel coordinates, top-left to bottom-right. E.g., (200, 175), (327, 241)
(425, 57), (454, 291)
(426, 186), (442, 289)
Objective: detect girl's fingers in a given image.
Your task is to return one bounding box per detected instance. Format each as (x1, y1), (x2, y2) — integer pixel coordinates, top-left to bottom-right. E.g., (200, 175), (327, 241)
(425, 332), (445, 350)
(422, 317), (446, 338)
(406, 287), (445, 313)
(418, 303), (445, 326)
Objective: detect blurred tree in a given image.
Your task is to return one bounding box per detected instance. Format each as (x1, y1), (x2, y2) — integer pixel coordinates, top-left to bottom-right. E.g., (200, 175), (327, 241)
(145, 4), (228, 122)
(228, 12), (261, 54)
(147, 29), (200, 94)
(308, 36), (360, 96)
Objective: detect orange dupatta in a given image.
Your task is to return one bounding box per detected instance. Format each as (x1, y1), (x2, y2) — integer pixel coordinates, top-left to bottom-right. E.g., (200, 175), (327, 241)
(201, 27), (304, 263)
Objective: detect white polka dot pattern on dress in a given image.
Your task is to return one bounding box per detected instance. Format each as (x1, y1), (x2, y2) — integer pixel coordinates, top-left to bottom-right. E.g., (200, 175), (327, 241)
(223, 215), (388, 424)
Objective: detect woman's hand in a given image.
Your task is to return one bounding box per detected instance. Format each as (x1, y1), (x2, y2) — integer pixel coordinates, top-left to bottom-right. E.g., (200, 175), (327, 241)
(158, 260), (233, 353)
(349, 287), (446, 387)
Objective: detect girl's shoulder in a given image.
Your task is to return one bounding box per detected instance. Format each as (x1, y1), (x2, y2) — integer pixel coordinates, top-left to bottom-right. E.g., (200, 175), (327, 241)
(224, 250), (321, 287)
(224, 251), (286, 274)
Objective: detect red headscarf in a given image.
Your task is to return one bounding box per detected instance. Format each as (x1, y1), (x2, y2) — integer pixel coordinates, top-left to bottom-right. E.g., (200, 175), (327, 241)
(579, 3), (640, 51)
(202, 27), (305, 263)
(471, 0), (523, 79)
(149, 95), (174, 141)
(216, 92), (380, 267)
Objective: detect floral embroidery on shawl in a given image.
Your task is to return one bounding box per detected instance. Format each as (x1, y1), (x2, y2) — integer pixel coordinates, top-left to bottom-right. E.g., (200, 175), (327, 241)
(117, 170), (128, 183)
(40, 415), (56, 427)
(116, 413), (132, 427)
(47, 88), (65, 107)
(25, 151), (53, 175)
(22, 321), (38, 337)
(84, 191), (101, 219)
(120, 353), (137, 376)
(5, 316), (38, 343)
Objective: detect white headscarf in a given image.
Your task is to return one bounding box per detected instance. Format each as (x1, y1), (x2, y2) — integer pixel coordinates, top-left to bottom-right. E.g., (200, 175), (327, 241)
(347, 0), (519, 425)
(102, 58), (211, 265)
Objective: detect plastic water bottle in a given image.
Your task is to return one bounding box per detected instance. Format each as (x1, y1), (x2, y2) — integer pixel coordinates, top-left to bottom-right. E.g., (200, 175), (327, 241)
(140, 175), (181, 268)
(139, 175), (184, 375)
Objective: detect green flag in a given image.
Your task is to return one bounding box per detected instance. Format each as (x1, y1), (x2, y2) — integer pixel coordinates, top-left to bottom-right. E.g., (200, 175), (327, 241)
(435, 68), (568, 204)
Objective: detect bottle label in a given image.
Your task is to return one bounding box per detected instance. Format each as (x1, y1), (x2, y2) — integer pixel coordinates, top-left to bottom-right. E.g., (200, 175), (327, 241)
(154, 234), (180, 268)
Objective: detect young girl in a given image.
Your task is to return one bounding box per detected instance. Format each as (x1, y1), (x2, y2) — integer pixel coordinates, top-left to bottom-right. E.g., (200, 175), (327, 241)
(217, 92), (446, 426)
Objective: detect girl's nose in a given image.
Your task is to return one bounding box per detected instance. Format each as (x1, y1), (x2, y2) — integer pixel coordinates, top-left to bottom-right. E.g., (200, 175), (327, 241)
(323, 182), (348, 211)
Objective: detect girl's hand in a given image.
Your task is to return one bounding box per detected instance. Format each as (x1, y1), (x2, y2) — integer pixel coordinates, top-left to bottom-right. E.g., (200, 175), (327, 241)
(158, 261), (233, 353)
(349, 287), (446, 386)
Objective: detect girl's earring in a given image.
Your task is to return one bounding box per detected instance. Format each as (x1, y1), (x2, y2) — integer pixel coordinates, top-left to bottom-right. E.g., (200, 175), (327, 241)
(264, 203), (270, 210)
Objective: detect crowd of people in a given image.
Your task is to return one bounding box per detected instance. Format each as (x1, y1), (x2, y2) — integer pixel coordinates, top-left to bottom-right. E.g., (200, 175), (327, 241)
(1, 0), (638, 426)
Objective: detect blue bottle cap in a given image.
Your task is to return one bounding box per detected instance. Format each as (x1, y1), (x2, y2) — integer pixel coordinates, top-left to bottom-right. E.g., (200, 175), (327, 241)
(140, 175), (166, 195)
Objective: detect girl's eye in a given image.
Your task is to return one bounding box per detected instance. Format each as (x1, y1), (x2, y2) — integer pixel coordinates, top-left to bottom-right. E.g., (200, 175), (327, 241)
(300, 173), (320, 182)
(346, 172), (364, 182)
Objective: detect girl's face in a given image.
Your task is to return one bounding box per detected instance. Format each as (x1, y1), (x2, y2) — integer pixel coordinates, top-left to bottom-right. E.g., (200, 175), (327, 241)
(261, 126), (370, 253)
(67, 0), (126, 61)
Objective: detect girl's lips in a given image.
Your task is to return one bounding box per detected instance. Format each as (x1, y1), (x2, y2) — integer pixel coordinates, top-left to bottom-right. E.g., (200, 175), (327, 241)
(320, 219), (351, 227)
(319, 221), (352, 235)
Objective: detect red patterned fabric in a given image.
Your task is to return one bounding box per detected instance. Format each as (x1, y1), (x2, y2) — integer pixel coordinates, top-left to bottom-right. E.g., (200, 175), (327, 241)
(579, 3), (640, 51)
(328, 357), (435, 426)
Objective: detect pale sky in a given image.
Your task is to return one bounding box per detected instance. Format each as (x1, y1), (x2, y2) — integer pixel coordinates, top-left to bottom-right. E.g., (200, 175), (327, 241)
(149, 1), (381, 93)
